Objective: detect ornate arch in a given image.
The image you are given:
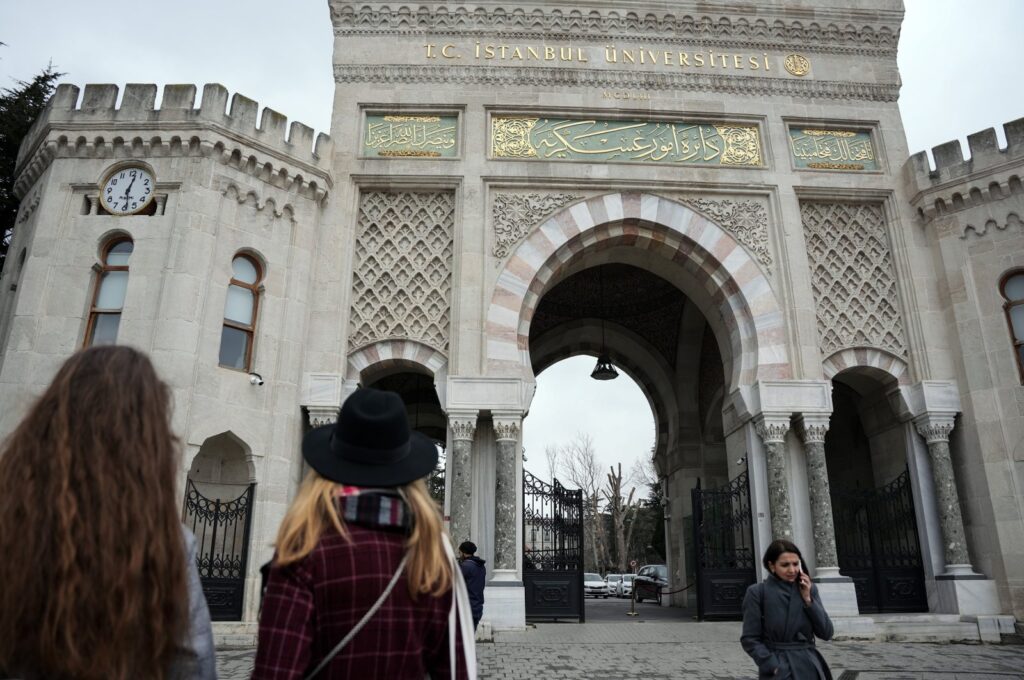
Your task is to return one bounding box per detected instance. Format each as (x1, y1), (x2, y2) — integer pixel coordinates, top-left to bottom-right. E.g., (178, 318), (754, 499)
(346, 339), (448, 402)
(822, 347), (910, 385)
(485, 192), (789, 389)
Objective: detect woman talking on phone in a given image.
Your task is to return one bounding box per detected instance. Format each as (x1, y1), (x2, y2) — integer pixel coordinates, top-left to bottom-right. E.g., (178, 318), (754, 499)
(741, 539), (834, 679)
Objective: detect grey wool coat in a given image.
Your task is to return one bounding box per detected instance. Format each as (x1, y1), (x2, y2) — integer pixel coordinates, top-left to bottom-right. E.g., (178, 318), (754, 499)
(740, 575), (834, 679)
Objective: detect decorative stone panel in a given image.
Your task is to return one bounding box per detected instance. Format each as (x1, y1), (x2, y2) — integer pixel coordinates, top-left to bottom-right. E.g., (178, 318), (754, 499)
(349, 191), (454, 352)
(801, 202), (906, 357)
(492, 192), (583, 258)
(676, 196), (772, 274)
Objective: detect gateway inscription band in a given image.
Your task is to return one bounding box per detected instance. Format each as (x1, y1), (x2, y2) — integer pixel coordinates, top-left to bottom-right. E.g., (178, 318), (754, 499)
(364, 114), (458, 157)
(788, 127), (877, 171)
(492, 116), (761, 166)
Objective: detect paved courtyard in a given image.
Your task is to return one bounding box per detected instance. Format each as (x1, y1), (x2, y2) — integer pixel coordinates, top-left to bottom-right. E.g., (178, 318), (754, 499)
(217, 599), (1024, 679)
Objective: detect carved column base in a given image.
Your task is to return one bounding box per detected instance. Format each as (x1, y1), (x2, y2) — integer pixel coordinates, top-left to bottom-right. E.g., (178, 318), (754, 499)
(934, 576), (1001, 616)
(482, 579), (526, 631)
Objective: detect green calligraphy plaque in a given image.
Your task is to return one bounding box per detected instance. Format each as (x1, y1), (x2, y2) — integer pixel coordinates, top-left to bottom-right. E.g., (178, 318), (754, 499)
(363, 115), (459, 158)
(491, 116), (762, 166)
(788, 127), (878, 171)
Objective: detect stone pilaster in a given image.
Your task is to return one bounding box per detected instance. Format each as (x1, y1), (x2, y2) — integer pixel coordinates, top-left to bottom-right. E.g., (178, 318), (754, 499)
(914, 415), (971, 570)
(447, 412), (477, 546)
(755, 416), (793, 540)
(493, 415), (521, 571)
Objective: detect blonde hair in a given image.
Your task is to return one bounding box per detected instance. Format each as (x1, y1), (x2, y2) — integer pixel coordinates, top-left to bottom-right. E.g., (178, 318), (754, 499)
(274, 470), (452, 598)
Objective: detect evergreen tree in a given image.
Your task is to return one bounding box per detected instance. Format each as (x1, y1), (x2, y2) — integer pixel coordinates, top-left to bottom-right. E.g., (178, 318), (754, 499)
(0, 59), (63, 275)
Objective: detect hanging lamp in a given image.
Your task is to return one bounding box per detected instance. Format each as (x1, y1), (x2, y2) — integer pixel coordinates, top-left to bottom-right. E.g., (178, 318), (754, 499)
(590, 267), (619, 381)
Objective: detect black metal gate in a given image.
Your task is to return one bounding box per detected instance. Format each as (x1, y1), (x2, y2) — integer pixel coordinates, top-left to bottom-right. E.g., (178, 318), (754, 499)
(182, 479), (256, 621)
(691, 471), (756, 621)
(522, 469), (585, 621)
(831, 468), (927, 613)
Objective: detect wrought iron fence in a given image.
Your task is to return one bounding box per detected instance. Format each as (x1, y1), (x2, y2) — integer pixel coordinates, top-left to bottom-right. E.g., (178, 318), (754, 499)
(523, 469), (585, 621)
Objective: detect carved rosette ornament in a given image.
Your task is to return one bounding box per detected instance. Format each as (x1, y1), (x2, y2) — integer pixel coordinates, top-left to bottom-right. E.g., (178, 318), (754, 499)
(677, 197), (772, 273)
(755, 416), (793, 539)
(492, 192), (583, 258)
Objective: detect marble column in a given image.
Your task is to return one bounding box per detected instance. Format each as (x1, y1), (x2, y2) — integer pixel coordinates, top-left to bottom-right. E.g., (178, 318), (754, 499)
(493, 415), (521, 571)
(447, 412), (477, 546)
(795, 416), (839, 571)
(913, 415), (971, 570)
(755, 416), (793, 540)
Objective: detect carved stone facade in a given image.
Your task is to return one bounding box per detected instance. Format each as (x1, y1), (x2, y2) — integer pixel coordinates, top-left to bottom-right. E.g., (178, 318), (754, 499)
(801, 201), (907, 357)
(2, 0), (1022, 630)
(348, 191), (454, 352)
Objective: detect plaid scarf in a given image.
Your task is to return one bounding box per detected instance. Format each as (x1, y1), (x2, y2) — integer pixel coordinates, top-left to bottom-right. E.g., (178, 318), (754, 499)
(333, 486), (412, 534)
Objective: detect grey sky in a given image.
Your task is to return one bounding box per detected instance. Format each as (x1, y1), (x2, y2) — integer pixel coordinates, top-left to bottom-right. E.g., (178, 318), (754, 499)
(3, 0), (1023, 487)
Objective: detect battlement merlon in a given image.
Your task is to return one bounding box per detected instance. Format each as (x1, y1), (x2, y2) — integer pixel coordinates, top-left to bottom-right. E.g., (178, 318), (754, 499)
(902, 117), (1024, 204)
(14, 83), (333, 193)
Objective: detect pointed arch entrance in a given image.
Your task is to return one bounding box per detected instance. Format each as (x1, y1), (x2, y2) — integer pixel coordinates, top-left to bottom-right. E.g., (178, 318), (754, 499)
(485, 192), (789, 617)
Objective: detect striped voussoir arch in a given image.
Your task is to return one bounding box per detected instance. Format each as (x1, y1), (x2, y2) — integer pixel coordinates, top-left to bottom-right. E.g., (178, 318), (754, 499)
(822, 347), (910, 385)
(346, 339), (448, 383)
(485, 192), (790, 388)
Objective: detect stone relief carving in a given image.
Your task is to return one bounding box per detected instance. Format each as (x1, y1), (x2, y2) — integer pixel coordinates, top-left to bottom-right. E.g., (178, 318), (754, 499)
(493, 419), (521, 442)
(677, 197), (772, 273)
(801, 202), (907, 357)
(349, 191), (454, 353)
(755, 418), (790, 443)
(329, 4), (898, 56)
(333, 65), (900, 104)
(449, 417), (477, 441)
(221, 181), (297, 223)
(16, 187), (41, 225)
(492, 192), (583, 258)
(961, 212), (1022, 239)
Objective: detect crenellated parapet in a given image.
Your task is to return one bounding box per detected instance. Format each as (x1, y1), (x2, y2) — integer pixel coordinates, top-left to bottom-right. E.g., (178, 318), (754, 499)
(13, 83), (334, 201)
(903, 117), (1024, 226)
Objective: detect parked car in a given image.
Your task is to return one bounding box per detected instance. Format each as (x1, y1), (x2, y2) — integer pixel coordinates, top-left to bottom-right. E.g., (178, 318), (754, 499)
(619, 573), (636, 598)
(583, 572), (609, 598)
(605, 573), (623, 597)
(633, 564), (668, 604)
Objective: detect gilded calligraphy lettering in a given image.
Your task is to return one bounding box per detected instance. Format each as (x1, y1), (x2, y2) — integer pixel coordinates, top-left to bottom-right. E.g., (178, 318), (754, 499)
(735, 55), (743, 68)
(679, 52), (690, 66)
(424, 44), (436, 58)
(577, 48), (588, 62)
(605, 46), (617, 63)
(441, 44), (458, 58)
(694, 53), (705, 67)
(527, 46), (540, 60)
(749, 56), (760, 70)
(511, 46), (524, 60)
(547, 46), (556, 61)
(484, 45), (495, 59)
(622, 50), (635, 64)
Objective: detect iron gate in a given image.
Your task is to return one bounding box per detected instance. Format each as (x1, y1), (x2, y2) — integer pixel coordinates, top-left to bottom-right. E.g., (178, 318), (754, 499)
(831, 469), (927, 613)
(182, 479), (256, 621)
(522, 469), (585, 621)
(691, 471), (756, 621)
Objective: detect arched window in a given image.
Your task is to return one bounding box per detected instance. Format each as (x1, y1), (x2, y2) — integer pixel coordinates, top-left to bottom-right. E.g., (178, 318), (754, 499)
(219, 254), (261, 370)
(1001, 271), (1024, 382)
(86, 238), (133, 346)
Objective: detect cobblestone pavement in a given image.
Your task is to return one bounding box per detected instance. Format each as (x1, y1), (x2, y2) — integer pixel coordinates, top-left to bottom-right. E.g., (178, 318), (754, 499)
(217, 601), (1024, 679)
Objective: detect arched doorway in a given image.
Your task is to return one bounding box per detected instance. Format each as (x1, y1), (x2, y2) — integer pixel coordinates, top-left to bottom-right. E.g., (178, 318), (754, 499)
(826, 368), (928, 613)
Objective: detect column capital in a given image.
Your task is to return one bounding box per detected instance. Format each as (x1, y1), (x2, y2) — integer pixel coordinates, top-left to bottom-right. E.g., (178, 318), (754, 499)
(493, 414), (521, 443)
(448, 411), (478, 442)
(914, 414), (956, 444)
(795, 414), (831, 444)
(306, 405), (339, 428)
(754, 414), (790, 444)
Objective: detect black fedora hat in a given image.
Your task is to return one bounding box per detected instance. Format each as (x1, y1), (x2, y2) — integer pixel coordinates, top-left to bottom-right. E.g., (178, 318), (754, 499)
(302, 388), (438, 487)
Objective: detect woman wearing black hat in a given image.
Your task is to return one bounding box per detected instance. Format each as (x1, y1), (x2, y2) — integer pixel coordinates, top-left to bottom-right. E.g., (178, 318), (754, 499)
(252, 388), (476, 679)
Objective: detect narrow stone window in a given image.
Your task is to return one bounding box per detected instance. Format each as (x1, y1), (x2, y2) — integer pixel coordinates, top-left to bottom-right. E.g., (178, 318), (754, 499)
(85, 238), (133, 346)
(1001, 270), (1024, 383)
(219, 254), (262, 371)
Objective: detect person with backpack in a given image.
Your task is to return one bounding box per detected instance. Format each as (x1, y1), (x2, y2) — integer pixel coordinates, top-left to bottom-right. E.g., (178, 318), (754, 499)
(457, 541), (486, 630)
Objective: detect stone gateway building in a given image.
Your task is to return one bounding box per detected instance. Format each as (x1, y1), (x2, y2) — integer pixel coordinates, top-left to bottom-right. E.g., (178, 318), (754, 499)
(1, 0), (1022, 640)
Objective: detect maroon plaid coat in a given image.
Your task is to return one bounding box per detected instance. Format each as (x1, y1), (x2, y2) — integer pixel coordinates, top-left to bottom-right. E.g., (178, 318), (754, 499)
(252, 524), (469, 679)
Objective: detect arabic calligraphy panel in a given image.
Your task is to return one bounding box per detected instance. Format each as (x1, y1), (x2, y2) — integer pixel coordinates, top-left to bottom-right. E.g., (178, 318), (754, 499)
(491, 116), (762, 167)
(363, 114), (459, 158)
(788, 127), (878, 171)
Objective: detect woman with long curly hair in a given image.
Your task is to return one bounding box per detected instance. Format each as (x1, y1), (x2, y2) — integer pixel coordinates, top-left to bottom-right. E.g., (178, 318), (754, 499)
(253, 387), (476, 679)
(0, 346), (216, 680)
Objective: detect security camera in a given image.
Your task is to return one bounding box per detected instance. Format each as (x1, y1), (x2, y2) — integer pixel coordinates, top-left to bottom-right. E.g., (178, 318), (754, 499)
(248, 372), (264, 386)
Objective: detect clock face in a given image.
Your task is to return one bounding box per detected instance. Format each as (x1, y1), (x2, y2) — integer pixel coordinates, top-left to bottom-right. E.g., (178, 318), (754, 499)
(100, 166), (154, 215)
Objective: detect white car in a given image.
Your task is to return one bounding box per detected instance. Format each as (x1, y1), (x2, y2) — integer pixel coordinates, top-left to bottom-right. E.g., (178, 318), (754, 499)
(619, 573), (637, 598)
(583, 572), (609, 598)
(605, 573), (623, 597)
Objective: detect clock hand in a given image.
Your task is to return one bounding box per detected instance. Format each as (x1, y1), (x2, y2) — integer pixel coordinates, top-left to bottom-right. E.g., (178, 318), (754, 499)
(122, 177), (136, 202)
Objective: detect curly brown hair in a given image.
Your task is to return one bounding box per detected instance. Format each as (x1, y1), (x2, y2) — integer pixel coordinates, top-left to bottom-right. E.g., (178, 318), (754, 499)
(0, 346), (188, 680)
